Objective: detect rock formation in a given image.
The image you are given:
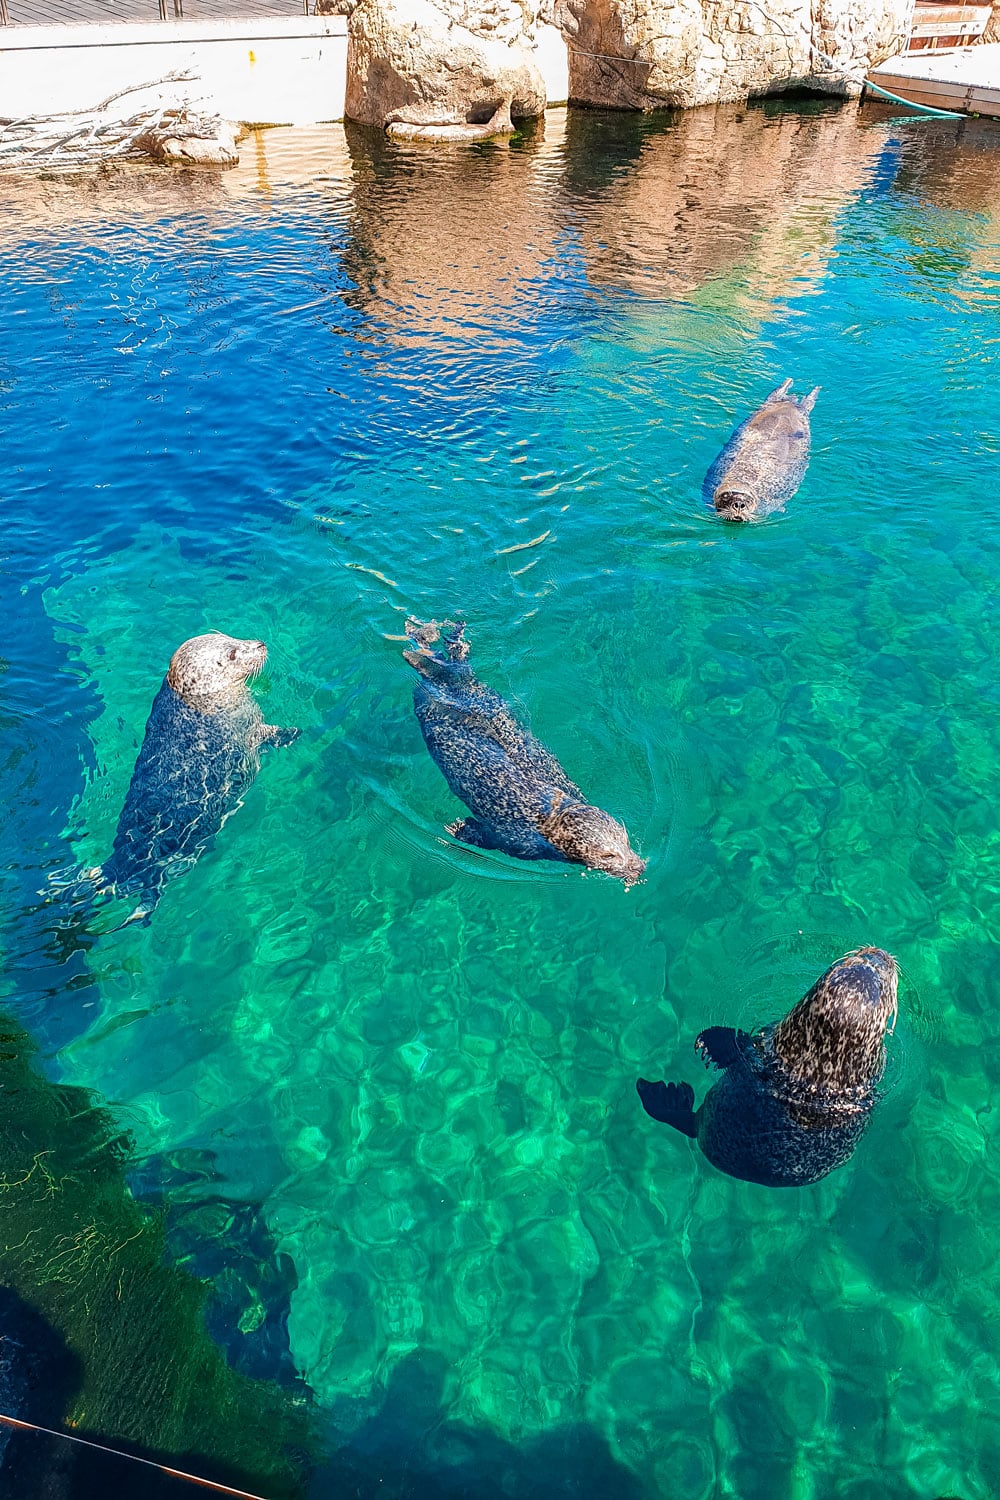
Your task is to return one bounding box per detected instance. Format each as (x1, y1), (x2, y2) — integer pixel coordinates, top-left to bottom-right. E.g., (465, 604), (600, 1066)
(344, 0), (547, 135)
(140, 118), (240, 167)
(551, 0), (914, 110)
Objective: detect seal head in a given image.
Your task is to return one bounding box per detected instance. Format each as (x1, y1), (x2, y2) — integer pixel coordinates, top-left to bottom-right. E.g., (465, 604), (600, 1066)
(166, 632), (268, 711)
(713, 488), (758, 524)
(774, 946), (898, 1101)
(538, 797), (645, 888)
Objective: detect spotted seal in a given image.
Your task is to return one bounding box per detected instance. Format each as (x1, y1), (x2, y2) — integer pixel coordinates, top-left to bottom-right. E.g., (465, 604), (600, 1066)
(404, 618), (645, 887)
(637, 947), (898, 1186)
(86, 632), (297, 921)
(704, 377), (819, 522)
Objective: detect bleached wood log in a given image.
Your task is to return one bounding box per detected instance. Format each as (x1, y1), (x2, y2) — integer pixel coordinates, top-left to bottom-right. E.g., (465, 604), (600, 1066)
(0, 72), (240, 171)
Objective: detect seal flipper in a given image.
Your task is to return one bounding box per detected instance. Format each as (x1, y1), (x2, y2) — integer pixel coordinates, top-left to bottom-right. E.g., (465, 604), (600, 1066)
(799, 385), (820, 414)
(404, 618), (469, 679)
(636, 1079), (698, 1137)
(447, 816), (505, 851)
(765, 377), (793, 403)
(259, 725), (300, 751)
(694, 1026), (750, 1070)
(447, 816), (564, 862)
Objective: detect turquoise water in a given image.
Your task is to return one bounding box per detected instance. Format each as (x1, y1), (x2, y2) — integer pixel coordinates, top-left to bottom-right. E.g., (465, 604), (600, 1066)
(2, 100), (1000, 1497)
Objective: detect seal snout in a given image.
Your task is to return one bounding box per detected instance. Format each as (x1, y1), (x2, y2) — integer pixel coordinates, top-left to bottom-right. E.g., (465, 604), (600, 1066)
(623, 851), (648, 888)
(245, 639), (268, 679)
(714, 490), (754, 522)
(587, 841), (646, 888)
(842, 945), (898, 990)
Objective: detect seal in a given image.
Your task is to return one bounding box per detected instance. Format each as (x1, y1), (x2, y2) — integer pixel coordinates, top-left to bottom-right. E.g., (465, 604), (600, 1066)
(86, 632), (297, 922)
(704, 377), (819, 522)
(637, 947), (898, 1187)
(404, 618), (645, 887)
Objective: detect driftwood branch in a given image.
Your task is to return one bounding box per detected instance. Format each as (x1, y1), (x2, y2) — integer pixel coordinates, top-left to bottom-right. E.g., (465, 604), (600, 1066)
(0, 72), (238, 171)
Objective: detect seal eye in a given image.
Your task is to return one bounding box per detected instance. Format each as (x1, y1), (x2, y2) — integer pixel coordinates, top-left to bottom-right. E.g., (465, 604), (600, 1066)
(228, 648), (237, 662)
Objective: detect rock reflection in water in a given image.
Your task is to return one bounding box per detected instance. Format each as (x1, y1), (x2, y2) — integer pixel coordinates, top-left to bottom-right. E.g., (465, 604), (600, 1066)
(1, 105), (997, 329)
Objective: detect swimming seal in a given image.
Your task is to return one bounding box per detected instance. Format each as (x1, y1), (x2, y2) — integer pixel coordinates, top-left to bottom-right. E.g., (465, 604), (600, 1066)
(704, 377), (819, 522)
(637, 947), (898, 1187)
(404, 618), (645, 887)
(86, 632), (297, 921)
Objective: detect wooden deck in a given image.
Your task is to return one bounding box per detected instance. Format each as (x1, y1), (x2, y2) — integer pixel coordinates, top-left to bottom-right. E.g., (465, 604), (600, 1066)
(4, 0), (308, 22)
(868, 40), (1000, 116)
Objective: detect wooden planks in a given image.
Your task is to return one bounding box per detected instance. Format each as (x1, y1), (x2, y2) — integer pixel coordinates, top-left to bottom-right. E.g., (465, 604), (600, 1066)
(907, 0), (991, 51)
(870, 41), (1000, 115)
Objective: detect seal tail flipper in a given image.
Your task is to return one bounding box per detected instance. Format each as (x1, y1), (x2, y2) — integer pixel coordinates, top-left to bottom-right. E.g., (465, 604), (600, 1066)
(636, 1079), (698, 1137)
(694, 1026), (749, 1070)
(798, 385), (820, 415)
(765, 377), (794, 403)
(404, 617), (470, 679)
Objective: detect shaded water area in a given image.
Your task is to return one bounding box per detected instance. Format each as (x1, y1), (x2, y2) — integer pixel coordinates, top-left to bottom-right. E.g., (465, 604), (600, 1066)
(1, 99), (999, 1498)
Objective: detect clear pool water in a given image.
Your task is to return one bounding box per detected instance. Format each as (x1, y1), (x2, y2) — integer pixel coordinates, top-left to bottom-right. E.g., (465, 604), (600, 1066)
(2, 100), (999, 1498)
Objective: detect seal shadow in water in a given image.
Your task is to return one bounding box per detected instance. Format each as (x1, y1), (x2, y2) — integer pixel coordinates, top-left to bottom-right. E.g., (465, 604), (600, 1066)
(638, 948), (900, 1188)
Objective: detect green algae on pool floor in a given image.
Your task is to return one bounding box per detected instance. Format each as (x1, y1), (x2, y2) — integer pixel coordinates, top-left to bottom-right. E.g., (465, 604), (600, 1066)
(0, 1007), (310, 1496)
(1, 102), (999, 1498)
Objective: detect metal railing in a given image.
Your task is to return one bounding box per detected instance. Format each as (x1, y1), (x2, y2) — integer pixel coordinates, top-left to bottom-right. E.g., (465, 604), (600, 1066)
(1, 0), (314, 23)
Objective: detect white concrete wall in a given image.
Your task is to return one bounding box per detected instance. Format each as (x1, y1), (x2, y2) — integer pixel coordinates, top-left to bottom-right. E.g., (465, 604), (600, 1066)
(0, 16), (348, 126)
(534, 22), (569, 107)
(0, 13), (569, 125)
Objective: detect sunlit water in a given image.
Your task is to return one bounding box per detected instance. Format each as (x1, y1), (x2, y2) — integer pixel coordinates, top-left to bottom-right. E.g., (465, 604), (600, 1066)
(2, 100), (999, 1498)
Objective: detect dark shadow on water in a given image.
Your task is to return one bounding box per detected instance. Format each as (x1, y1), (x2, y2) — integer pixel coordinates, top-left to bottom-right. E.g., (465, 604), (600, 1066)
(0, 1009), (312, 1499)
(0, 1008), (644, 1500)
(128, 1147), (307, 1394)
(317, 1349), (644, 1500)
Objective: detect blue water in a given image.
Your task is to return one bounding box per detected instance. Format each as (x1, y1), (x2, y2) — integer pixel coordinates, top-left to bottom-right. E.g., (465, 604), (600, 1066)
(2, 100), (1000, 1498)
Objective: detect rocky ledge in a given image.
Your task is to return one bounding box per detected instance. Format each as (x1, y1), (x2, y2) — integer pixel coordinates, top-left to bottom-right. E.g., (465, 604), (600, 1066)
(340, 0), (913, 130)
(344, 0), (547, 137)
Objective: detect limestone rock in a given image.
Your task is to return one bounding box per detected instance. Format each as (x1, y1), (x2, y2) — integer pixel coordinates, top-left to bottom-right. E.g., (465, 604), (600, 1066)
(141, 120), (241, 167)
(386, 99), (517, 138)
(553, 0), (914, 109)
(345, 0), (546, 129)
